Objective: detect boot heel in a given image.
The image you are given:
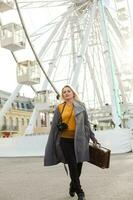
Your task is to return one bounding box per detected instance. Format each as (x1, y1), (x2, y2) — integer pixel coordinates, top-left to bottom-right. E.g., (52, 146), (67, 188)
(69, 182), (75, 197)
(69, 187), (75, 197)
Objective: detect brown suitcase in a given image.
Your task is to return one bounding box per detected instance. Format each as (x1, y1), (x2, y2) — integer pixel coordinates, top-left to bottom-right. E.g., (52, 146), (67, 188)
(89, 143), (111, 169)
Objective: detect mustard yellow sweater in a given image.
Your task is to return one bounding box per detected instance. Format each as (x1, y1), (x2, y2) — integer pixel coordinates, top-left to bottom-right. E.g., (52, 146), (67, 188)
(58, 103), (76, 138)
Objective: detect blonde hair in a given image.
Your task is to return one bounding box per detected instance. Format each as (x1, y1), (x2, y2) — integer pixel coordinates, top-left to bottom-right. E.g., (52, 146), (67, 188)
(61, 85), (80, 102)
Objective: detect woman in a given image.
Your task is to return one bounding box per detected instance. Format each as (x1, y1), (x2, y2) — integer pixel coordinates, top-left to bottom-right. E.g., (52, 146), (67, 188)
(44, 85), (98, 200)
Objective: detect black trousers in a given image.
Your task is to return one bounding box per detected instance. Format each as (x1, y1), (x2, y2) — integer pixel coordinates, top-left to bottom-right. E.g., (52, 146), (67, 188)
(60, 137), (83, 194)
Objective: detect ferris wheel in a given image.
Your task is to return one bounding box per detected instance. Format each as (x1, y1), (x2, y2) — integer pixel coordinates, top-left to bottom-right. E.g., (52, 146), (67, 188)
(0, 0), (133, 134)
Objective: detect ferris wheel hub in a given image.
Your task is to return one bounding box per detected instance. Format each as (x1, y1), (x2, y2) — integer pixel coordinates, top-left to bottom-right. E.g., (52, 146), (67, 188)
(72, 0), (91, 4)
(72, 0), (93, 15)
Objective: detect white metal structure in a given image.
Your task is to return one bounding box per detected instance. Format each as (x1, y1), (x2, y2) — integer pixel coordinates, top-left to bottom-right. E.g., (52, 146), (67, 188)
(0, 128), (132, 156)
(0, 0), (133, 135)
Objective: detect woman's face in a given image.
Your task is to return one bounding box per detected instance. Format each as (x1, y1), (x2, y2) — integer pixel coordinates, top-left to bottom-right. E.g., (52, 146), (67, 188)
(62, 87), (74, 101)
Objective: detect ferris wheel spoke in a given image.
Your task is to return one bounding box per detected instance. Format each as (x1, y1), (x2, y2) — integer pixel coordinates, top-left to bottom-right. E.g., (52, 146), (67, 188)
(71, 0), (97, 87)
(41, 18), (70, 89)
(19, 0), (70, 9)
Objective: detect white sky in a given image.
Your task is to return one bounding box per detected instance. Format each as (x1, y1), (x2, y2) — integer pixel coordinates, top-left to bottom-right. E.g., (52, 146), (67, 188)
(0, 0), (133, 99)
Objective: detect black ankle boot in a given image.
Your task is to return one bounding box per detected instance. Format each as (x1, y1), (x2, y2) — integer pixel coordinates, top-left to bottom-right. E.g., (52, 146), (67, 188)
(69, 182), (75, 197)
(78, 192), (85, 200)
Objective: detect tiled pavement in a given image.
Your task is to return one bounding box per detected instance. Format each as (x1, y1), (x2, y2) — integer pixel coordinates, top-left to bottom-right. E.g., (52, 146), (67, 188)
(0, 153), (133, 200)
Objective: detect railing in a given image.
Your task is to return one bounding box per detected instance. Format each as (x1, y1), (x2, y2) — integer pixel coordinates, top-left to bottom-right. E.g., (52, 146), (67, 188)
(0, 125), (19, 131)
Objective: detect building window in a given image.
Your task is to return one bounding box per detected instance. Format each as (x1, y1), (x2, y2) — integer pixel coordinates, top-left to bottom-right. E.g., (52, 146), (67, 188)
(22, 118), (24, 126)
(9, 117), (13, 129)
(26, 103), (29, 109)
(4, 116), (7, 126)
(17, 102), (19, 108)
(40, 112), (46, 127)
(21, 103), (24, 109)
(27, 119), (29, 125)
(16, 117), (19, 129)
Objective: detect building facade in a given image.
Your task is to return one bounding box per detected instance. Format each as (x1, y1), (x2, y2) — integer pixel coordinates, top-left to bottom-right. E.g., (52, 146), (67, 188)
(0, 90), (50, 137)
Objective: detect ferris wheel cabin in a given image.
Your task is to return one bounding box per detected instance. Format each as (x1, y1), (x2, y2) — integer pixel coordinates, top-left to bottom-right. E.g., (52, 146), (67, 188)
(1, 23), (26, 51)
(17, 60), (41, 85)
(0, 0), (14, 12)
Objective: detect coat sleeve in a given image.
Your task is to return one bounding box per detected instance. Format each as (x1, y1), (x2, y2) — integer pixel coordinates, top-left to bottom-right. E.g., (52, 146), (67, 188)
(48, 106), (60, 139)
(44, 107), (60, 166)
(83, 105), (96, 142)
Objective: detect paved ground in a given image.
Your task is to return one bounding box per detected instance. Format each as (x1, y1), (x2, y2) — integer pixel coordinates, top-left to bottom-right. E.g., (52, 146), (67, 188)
(0, 153), (133, 200)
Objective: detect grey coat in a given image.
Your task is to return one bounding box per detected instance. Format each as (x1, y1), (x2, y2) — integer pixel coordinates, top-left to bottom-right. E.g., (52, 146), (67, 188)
(44, 100), (96, 166)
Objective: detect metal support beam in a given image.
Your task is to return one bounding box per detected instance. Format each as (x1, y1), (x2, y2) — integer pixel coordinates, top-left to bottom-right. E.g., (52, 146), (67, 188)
(98, 0), (122, 127)
(71, 0), (97, 87)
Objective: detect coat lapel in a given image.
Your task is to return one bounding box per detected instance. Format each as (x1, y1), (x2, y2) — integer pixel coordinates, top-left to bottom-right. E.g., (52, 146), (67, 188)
(73, 100), (84, 116)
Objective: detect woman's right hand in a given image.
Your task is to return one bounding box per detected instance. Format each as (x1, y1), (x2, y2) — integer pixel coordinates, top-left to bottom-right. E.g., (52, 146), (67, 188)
(91, 138), (100, 145)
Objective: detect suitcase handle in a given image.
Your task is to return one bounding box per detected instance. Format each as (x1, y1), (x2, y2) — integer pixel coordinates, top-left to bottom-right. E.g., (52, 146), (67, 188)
(90, 142), (101, 148)
(89, 142), (111, 152)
